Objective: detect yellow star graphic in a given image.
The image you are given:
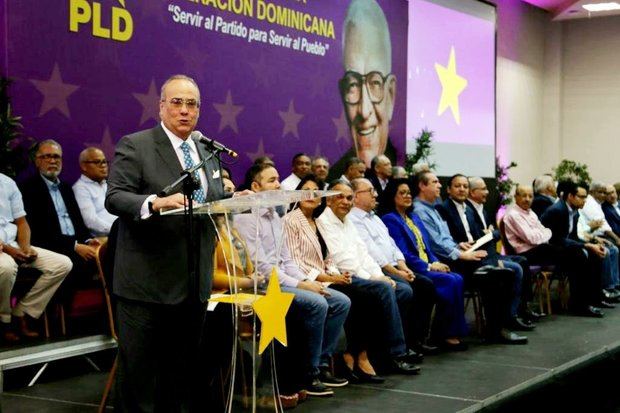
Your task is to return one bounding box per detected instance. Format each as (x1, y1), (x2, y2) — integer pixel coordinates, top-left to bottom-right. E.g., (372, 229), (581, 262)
(435, 46), (468, 125)
(252, 268), (295, 354)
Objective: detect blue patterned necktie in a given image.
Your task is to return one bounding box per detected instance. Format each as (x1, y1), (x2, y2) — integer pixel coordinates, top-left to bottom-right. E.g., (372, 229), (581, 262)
(180, 141), (206, 203)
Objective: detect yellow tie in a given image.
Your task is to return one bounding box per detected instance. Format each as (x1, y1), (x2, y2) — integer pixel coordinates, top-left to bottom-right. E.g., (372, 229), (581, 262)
(405, 216), (429, 263)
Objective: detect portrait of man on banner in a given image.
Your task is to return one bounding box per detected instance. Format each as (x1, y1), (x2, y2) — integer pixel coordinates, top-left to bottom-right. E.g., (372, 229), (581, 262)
(331, 0), (398, 177)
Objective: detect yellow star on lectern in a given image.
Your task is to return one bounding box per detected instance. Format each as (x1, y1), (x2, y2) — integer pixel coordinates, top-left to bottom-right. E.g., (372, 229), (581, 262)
(435, 46), (468, 125)
(252, 268), (295, 354)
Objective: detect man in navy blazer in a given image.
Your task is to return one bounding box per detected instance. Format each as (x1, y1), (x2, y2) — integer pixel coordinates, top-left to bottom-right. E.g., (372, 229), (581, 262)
(603, 185), (620, 235)
(106, 75), (226, 411)
(540, 181), (608, 317)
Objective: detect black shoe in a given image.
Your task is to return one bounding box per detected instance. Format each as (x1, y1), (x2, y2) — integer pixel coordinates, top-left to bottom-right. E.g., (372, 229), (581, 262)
(508, 317), (536, 331)
(573, 305), (604, 318)
(522, 308), (543, 321)
(352, 367), (385, 384)
(318, 368), (348, 387)
(496, 329), (528, 345)
(413, 342), (440, 355)
(402, 348), (424, 364)
(599, 300), (616, 309)
(603, 289), (620, 300)
(303, 378), (334, 397)
(391, 357), (421, 375)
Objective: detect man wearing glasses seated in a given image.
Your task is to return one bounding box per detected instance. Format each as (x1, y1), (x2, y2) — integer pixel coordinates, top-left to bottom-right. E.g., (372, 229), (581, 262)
(73, 147), (117, 237)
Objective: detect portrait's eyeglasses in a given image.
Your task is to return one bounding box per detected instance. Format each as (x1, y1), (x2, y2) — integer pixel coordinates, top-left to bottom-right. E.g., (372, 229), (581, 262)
(356, 188), (377, 196)
(335, 194), (354, 201)
(163, 98), (200, 110)
(339, 71), (391, 105)
(83, 160), (108, 166)
(37, 154), (62, 161)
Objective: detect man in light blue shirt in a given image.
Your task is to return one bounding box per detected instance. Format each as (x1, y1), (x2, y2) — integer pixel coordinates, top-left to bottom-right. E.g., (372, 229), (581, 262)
(0, 173), (72, 341)
(72, 147), (117, 237)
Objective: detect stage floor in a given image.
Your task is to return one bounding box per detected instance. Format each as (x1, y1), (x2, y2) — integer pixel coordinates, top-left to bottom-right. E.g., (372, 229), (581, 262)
(2, 306), (620, 412)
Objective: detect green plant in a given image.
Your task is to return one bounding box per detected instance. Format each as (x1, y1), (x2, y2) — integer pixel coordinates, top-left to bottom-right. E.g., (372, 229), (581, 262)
(496, 157), (517, 206)
(553, 159), (591, 185)
(0, 77), (29, 177)
(405, 128), (436, 175)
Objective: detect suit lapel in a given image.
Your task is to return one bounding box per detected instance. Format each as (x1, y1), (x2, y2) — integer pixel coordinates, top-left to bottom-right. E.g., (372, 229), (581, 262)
(298, 211), (323, 259)
(397, 214), (418, 249)
(153, 126), (184, 180)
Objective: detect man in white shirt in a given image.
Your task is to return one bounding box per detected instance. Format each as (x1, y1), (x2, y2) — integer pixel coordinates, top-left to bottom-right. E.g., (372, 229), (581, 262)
(280, 153), (311, 190)
(349, 178), (436, 354)
(317, 179), (422, 373)
(339, 157), (366, 184)
(73, 147), (117, 237)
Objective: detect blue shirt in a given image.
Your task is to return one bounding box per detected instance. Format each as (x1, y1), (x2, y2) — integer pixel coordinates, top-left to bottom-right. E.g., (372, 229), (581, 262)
(0, 173), (27, 246)
(73, 174), (117, 236)
(41, 175), (75, 237)
(413, 198), (461, 261)
(348, 207), (404, 267)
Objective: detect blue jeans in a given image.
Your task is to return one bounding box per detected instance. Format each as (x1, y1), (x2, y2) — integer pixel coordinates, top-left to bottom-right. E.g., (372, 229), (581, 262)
(351, 277), (408, 357)
(282, 286), (350, 376)
(601, 243), (620, 289)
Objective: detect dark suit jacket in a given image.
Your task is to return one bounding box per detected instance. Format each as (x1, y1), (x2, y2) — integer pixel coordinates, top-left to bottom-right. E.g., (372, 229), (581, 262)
(382, 211), (438, 274)
(540, 200), (584, 249)
(436, 199), (498, 264)
(602, 202), (620, 235)
(532, 194), (554, 218)
(19, 174), (91, 258)
(105, 125), (224, 304)
(327, 138), (397, 182)
(465, 200), (500, 241)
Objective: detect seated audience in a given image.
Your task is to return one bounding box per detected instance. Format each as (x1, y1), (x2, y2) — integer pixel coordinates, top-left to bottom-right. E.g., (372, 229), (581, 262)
(532, 175), (557, 217)
(235, 163), (351, 396)
(603, 185), (620, 237)
(311, 156), (330, 189)
(349, 178), (438, 354)
(392, 166), (408, 180)
(0, 173), (72, 341)
(316, 179), (422, 373)
(238, 156), (275, 191)
(412, 171), (526, 344)
(339, 157), (366, 184)
(281, 153), (312, 190)
(72, 147), (117, 237)
(540, 181), (610, 317)
(437, 175), (534, 331)
(366, 155), (392, 200)
(576, 182), (620, 299)
(19, 140), (100, 304)
(380, 179), (468, 351)
(284, 175), (386, 383)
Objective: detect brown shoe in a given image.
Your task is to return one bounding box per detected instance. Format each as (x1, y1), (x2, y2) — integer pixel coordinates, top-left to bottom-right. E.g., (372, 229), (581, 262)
(1, 324), (20, 343)
(16, 315), (40, 338)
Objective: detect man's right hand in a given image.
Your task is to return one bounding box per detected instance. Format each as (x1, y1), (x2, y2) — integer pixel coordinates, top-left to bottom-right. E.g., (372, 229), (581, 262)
(151, 193), (188, 213)
(330, 273), (352, 285)
(3, 245), (31, 263)
(460, 250), (487, 261)
(298, 280), (330, 296)
(75, 243), (97, 261)
(585, 243), (607, 258)
(458, 242), (473, 251)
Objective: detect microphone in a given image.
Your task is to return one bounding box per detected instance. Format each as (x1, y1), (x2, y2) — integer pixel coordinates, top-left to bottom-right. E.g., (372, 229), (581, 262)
(192, 131), (238, 158)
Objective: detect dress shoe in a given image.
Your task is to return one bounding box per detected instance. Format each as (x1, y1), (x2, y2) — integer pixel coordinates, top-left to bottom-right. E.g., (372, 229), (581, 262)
(603, 288), (620, 300)
(391, 357), (421, 375)
(297, 390), (308, 403)
(1, 323), (20, 343)
(413, 342), (440, 355)
(303, 378), (334, 397)
(598, 301), (616, 309)
(318, 367), (348, 387)
(522, 309), (543, 321)
(573, 305), (604, 318)
(15, 315), (39, 338)
(508, 317), (536, 331)
(352, 366), (385, 384)
(497, 329), (528, 345)
(402, 348), (424, 364)
(439, 340), (468, 352)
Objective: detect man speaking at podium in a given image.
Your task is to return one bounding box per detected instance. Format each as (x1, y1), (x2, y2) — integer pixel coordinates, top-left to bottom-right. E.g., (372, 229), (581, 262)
(106, 74), (225, 412)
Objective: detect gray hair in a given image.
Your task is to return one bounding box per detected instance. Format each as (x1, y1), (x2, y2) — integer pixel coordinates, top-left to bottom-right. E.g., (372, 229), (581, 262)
(534, 175), (554, 194)
(392, 166), (407, 178)
(79, 147), (104, 163)
(350, 178), (372, 192)
(590, 181), (607, 192)
(160, 74), (201, 104)
(468, 176), (485, 191)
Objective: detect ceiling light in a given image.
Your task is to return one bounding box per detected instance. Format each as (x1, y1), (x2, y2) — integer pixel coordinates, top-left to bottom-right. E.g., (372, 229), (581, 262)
(582, 2), (620, 12)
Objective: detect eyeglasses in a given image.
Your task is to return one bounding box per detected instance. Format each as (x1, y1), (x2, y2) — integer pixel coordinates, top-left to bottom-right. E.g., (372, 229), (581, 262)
(397, 190), (412, 197)
(163, 97), (200, 110)
(83, 160), (108, 166)
(339, 71), (391, 105)
(36, 154), (62, 161)
(335, 194), (354, 202)
(356, 188), (377, 196)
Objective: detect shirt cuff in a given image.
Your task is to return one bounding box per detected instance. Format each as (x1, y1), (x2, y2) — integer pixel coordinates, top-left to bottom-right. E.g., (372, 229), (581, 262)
(449, 248), (461, 261)
(306, 269), (320, 281)
(140, 195), (157, 220)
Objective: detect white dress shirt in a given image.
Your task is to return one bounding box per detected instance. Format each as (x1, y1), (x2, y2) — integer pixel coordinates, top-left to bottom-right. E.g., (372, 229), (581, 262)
(73, 175), (117, 236)
(316, 207), (382, 280)
(348, 207), (404, 267)
(469, 199), (487, 228)
(280, 173), (302, 191)
(578, 194), (612, 239)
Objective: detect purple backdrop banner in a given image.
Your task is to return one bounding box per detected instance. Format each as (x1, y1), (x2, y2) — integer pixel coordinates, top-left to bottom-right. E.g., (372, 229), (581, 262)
(3, 0), (408, 184)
